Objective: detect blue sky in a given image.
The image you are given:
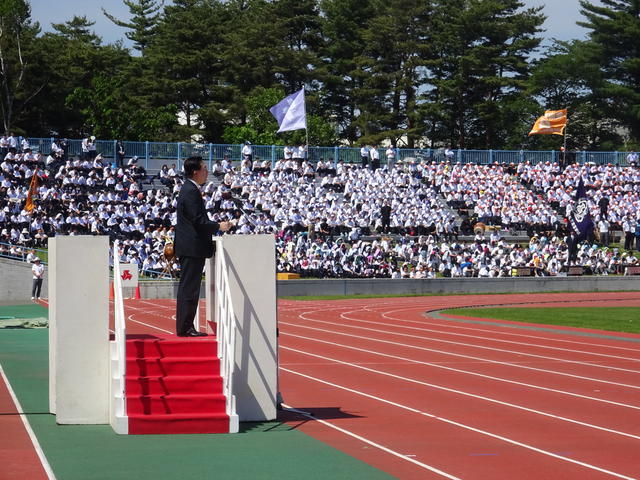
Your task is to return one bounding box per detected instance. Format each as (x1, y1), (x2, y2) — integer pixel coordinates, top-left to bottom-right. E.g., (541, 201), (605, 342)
(30, 0), (601, 48)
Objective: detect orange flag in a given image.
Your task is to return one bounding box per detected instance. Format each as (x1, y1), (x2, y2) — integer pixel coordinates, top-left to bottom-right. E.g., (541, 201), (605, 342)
(528, 109), (568, 136)
(25, 168), (39, 212)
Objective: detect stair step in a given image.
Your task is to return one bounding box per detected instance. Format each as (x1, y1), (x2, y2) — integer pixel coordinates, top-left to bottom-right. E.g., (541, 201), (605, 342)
(127, 394), (227, 415)
(128, 412), (230, 435)
(126, 337), (217, 359)
(126, 375), (223, 396)
(126, 357), (220, 376)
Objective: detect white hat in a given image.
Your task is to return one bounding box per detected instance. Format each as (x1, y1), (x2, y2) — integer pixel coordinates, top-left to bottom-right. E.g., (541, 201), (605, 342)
(21, 228), (29, 233)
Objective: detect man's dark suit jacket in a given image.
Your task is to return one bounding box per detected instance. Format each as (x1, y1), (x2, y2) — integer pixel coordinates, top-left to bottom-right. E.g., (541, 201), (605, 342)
(175, 179), (220, 258)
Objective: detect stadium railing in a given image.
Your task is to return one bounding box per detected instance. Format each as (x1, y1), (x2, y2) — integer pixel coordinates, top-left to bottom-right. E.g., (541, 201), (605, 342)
(24, 136), (636, 172)
(0, 242), (48, 264)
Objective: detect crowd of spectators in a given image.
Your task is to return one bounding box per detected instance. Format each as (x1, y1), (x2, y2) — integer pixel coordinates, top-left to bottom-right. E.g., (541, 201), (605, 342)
(276, 231), (640, 279)
(1, 135), (640, 279)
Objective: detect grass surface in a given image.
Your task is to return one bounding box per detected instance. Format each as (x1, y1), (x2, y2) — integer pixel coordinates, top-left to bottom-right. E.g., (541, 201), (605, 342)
(443, 307), (640, 334)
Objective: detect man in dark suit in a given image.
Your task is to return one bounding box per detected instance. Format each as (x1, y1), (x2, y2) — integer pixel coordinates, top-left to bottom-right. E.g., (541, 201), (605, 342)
(175, 156), (233, 337)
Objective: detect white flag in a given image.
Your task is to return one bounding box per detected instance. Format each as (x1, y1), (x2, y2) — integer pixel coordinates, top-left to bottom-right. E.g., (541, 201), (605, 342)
(269, 88), (307, 133)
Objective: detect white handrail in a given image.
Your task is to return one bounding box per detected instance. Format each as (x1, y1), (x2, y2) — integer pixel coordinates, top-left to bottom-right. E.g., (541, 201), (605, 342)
(213, 238), (237, 430)
(113, 241), (127, 397)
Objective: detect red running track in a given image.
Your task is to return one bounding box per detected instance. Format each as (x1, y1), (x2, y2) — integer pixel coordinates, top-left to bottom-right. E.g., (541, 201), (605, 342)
(112, 293), (640, 479)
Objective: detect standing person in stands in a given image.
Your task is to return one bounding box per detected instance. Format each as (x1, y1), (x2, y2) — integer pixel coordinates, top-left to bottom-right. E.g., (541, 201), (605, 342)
(175, 156), (233, 337)
(370, 145), (380, 171)
(385, 146), (396, 170)
(116, 140), (125, 167)
(242, 141), (253, 164)
(360, 144), (369, 168)
(380, 201), (392, 233)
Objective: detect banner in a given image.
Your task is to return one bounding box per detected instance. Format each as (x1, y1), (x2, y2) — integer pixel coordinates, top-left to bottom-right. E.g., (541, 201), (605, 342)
(25, 168), (39, 212)
(269, 88), (307, 133)
(528, 109), (568, 136)
(568, 179), (593, 242)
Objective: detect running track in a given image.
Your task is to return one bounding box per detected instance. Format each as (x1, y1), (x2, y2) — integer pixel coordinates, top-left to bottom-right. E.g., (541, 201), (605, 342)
(5, 292), (640, 480)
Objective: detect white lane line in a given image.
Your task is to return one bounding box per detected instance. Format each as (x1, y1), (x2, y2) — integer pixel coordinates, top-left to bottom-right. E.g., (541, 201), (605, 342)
(297, 311), (640, 375)
(279, 401), (462, 480)
(376, 313), (640, 362)
(280, 368), (637, 480)
(406, 315), (640, 353)
(0, 364), (56, 480)
(281, 342), (640, 439)
(282, 325), (640, 409)
(342, 301), (640, 353)
(342, 310), (640, 365)
(126, 315), (173, 334)
(280, 321), (640, 393)
(296, 299), (640, 354)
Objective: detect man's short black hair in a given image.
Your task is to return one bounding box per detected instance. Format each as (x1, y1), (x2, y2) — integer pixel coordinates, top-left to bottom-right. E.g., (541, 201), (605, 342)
(183, 156), (204, 178)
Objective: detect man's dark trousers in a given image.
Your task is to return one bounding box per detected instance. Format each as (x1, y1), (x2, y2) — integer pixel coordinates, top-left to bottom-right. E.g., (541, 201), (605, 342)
(176, 255), (206, 335)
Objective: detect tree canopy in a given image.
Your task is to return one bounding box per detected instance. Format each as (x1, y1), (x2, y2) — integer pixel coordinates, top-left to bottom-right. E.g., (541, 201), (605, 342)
(1, 0), (639, 149)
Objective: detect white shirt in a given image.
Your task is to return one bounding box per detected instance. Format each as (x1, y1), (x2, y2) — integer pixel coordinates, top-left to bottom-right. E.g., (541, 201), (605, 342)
(32, 262), (45, 279)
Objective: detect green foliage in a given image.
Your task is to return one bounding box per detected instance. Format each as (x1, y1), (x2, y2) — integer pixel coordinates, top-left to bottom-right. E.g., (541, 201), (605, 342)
(0, 0), (43, 133)
(1, 0), (639, 148)
(102, 0), (163, 53)
(423, 0), (545, 149)
(222, 86), (337, 145)
(577, 0), (640, 144)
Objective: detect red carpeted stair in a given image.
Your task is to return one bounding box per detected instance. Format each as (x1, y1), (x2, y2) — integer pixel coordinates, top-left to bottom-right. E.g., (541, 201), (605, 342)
(125, 334), (229, 434)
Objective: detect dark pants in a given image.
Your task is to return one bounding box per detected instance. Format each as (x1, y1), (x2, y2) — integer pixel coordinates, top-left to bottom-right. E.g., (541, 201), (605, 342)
(176, 256), (205, 334)
(624, 232), (634, 250)
(32, 278), (43, 298)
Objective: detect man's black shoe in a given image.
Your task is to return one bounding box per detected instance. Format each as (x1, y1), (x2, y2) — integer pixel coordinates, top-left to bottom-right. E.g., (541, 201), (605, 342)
(177, 328), (208, 337)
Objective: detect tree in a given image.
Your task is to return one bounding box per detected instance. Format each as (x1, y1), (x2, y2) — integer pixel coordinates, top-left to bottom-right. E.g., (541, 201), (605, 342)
(319, 0), (376, 144)
(0, 0), (44, 133)
(222, 86), (337, 146)
(527, 40), (622, 150)
(145, 0), (231, 140)
(353, 0), (434, 147)
(422, 0), (544, 149)
(103, 0), (164, 53)
(578, 0), (640, 144)
(66, 73), (176, 140)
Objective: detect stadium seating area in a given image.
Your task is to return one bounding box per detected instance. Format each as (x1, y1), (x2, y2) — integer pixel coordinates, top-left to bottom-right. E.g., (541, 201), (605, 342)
(1, 142), (640, 278)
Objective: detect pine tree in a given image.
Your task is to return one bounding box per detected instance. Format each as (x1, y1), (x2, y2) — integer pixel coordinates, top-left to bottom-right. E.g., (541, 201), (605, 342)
(319, 0), (376, 144)
(0, 0), (44, 133)
(145, 0), (230, 140)
(102, 0), (164, 53)
(578, 0), (640, 143)
(423, 0), (544, 149)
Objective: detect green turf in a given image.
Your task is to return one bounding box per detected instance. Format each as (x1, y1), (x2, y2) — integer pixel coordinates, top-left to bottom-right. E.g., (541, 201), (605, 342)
(0, 303), (48, 320)
(0, 329), (393, 480)
(443, 307), (640, 334)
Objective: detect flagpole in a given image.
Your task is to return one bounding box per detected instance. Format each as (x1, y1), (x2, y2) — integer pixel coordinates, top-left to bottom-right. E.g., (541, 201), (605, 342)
(563, 109), (568, 159)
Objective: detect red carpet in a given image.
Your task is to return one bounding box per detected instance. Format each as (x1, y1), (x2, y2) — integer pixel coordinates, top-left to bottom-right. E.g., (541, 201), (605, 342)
(125, 334), (229, 434)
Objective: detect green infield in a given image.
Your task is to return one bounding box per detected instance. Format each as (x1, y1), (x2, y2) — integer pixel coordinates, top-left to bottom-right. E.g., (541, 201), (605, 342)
(443, 307), (640, 334)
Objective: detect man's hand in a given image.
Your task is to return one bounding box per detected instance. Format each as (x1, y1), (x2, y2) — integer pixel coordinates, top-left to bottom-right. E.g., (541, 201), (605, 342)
(218, 220), (235, 232)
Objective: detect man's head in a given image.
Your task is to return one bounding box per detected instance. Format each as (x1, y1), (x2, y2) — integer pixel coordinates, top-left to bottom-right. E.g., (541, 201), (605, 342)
(184, 156), (208, 185)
